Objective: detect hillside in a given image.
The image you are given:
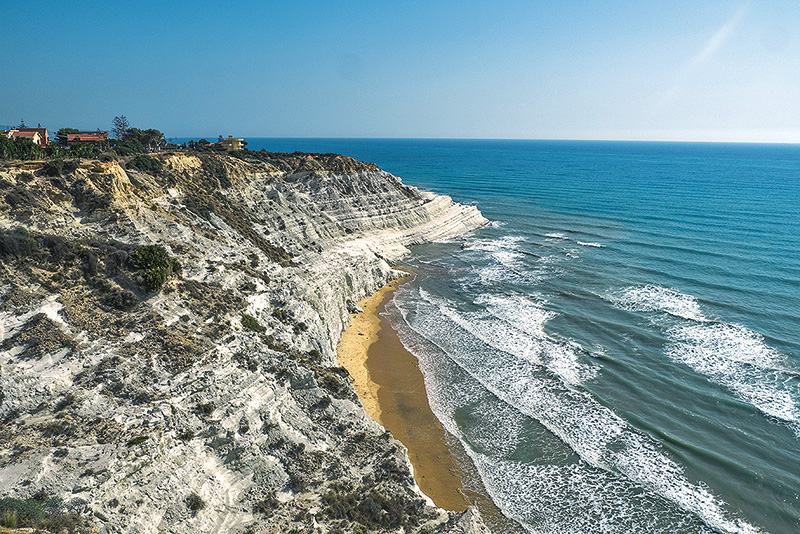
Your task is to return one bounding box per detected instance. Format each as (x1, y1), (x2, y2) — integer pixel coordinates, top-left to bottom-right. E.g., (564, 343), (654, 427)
(0, 151), (488, 533)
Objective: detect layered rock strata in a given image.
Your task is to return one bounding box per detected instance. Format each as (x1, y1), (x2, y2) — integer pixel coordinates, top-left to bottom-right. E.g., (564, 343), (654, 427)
(0, 151), (489, 534)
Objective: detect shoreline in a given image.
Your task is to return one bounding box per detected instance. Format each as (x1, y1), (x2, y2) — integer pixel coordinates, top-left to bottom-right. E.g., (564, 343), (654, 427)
(336, 274), (469, 511)
(336, 273), (523, 533)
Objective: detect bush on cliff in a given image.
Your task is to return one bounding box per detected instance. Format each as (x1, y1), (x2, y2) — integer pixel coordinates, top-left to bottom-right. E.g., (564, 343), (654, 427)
(0, 228), (39, 258)
(41, 159), (80, 177)
(321, 485), (426, 530)
(241, 313), (264, 332)
(0, 495), (84, 532)
(125, 154), (163, 175)
(129, 244), (180, 291)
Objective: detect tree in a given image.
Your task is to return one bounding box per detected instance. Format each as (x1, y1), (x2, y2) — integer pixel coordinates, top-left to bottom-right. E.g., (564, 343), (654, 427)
(141, 128), (165, 151)
(0, 136), (41, 160)
(112, 115), (131, 140)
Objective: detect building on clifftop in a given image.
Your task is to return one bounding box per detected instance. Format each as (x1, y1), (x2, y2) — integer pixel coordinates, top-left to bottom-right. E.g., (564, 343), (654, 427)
(1, 127), (50, 146)
(66, 130), (109, 144)
(215, 136), (247, 151)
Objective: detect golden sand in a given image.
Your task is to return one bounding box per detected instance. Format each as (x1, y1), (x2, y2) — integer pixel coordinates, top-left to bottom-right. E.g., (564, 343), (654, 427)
(335, 278), (401, 426)
(336, 275), (469, 511)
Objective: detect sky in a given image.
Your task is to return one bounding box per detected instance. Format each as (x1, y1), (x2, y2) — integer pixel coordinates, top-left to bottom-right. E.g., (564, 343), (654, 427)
(2, 1), (799, 142)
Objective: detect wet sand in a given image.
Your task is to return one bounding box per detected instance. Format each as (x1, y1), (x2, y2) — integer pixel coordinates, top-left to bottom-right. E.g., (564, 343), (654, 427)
(336, 275), (468, 510)
(336, 275), (521, 532)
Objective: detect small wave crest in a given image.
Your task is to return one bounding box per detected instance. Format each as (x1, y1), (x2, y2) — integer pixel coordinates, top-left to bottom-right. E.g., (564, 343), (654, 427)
(471, 293), (597, 386)
(668, 323), (800, 431)
(609, 285), (707, 321)
(458, 235), (552, 286)
(611, 285), (800, 435)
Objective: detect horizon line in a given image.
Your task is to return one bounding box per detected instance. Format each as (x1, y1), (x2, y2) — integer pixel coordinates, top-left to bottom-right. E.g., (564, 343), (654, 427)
(173, 136), (800, 146)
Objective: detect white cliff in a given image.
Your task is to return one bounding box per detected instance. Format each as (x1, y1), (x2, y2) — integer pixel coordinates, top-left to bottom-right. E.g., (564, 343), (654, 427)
(0, 151), (489, 534)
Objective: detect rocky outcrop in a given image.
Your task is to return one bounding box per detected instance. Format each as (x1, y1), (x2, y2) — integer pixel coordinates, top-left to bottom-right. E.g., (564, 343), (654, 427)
(0, 151), (488, 533)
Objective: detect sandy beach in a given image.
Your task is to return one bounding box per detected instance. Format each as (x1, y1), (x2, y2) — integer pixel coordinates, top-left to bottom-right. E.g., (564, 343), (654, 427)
(336, 274), (470, 511)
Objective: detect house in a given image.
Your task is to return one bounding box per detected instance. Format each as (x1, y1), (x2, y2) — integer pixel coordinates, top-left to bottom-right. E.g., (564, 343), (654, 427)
(1, 127), (50, 146)
(66, 131), (109, 144)
(219, 136), (247, 151)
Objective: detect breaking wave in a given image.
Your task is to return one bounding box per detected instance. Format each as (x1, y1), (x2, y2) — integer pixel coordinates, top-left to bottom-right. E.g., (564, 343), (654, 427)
(389, 285), (762, 534)
(612, 285), (800, 435)
(609, 285), (707, 321)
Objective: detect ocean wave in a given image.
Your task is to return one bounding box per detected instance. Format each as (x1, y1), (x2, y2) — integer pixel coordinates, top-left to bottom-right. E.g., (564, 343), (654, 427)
(471, 293), (596, 386)
(609, 285), (707, 321)
(611, 285), (800, 435)
(466, 234), (527, 253)
(385, 294), (716, 533)
(471, 456), (719, 534)
(577, 241), (606, 248)
(667, 323), (800, 432)
(391, 286), (762, 534)
(456, 235), (553, 287)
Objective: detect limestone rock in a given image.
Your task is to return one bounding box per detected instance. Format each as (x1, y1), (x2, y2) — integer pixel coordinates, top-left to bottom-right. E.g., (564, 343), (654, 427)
(0, 151), (490, 533)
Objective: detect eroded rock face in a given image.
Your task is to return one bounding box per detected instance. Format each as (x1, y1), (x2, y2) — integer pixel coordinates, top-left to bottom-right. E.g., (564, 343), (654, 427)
(0, 152), (489, 533)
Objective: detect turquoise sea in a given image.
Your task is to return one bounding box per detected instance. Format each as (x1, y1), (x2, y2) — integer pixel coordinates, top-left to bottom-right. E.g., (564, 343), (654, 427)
(223, 139), (800, 533)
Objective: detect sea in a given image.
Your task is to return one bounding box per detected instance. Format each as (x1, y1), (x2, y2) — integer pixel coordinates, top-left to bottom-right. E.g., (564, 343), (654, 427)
(211, 138), (800, 533)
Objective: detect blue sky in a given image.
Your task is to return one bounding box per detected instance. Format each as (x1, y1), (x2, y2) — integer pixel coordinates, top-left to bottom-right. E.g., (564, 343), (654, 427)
(3, 1), (799, 142)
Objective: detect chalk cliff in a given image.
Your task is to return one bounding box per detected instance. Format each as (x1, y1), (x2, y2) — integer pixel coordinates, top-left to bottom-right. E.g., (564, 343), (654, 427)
(0, 151), (489, 533)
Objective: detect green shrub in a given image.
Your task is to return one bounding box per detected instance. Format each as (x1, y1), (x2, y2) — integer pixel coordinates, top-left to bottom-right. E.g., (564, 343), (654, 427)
(0, 229), (39, 258)
(0, 495), (83, 531)
(241, 313), (263, 332)
(125, 155), (163, 175)
(321, 487), (423, 530)
(186, 493), (205, 513)
(272, 308), (289, 322)
(293, 321), (308, 333)
(196, 403), (215, 416)
(2, 180), (32, 208)
(126, 435), (148, 447)
(178, 430), (195, 442)
(253, 495), (279, 514)
(102, 287), (139, 310)
(129, 245), (178, 291)
(41, 159), (80, 177)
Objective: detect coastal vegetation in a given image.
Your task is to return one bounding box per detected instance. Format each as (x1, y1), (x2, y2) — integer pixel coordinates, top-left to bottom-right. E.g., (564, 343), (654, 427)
(0, 494), (88, 532)
(0, 116), (168, 161)
(129, 244), (181, 292)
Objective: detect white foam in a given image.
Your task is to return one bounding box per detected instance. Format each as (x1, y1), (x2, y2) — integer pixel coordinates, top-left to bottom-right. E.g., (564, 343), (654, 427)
(612, 286), (800, 435)
(610, 285), (707, 322)
(469, 292), (597, 386)
(475, 293), (553, 337)
(385, 295), (703, 532)
(667, 323), (800, 432)
(457, 237), (550, 287)
(577, 241), (606, 248)
(470, 455), (719, 534)
(391, 286), (762, 534)
(467, 234), (527, 253)
(545, 232), (568, 239)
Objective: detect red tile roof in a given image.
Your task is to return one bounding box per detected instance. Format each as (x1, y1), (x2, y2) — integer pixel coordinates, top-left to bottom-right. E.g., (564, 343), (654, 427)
(15, 128), (49, 145)
(67, 131), (109, 142)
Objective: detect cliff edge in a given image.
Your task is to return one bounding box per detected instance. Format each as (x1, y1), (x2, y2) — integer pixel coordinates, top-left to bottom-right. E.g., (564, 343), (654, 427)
(0, 151), (489, 533)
